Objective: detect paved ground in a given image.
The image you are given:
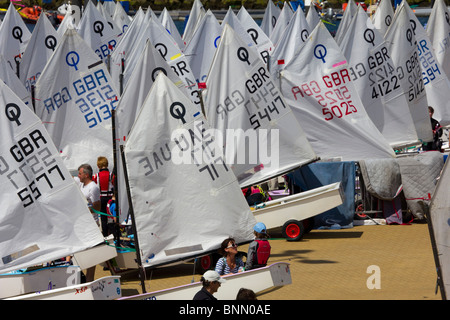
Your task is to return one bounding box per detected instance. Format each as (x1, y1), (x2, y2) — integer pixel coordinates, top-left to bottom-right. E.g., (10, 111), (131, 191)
(96, 222), (442, 300)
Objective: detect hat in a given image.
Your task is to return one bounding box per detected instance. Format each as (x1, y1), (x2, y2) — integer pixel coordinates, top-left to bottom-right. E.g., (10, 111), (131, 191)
(203, 270), (226, 283)
(253, 222), (267, 234)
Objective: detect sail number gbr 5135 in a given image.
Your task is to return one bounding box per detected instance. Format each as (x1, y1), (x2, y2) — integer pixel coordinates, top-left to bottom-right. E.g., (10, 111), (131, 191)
(291, 69), (357, 121)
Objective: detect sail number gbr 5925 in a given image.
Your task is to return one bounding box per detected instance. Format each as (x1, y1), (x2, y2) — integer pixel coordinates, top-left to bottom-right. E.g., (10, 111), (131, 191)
(291, 69), (357, 121)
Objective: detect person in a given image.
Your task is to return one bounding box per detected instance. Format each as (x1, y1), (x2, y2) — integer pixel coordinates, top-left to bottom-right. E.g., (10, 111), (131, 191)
(76, 163), (101, 282)
(215, 237), (245, 275)
(92, 156), (115, 236)
(423, 106), (443, 152)
(245, 222), (271, 271)
(193, 270), (226, 300)
(77, 163), (101, 225)
(236, 288), (257, 300)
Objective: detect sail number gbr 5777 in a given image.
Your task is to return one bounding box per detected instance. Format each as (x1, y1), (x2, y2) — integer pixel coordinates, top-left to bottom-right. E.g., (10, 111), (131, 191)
(0, 127), (66, 208)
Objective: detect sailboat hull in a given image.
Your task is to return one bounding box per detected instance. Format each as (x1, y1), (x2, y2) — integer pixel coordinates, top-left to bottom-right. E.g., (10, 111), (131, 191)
(253, 182), (344, 230)
(117, 262), (291, 300)
(5, 276), (121, 300)
(71, 242), (118, 270)
(0, 265), (82, 299)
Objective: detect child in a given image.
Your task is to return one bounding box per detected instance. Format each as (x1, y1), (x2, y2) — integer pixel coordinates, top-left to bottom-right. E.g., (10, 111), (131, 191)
(93, 156), (115, 236)
(245, 222), (271, 271)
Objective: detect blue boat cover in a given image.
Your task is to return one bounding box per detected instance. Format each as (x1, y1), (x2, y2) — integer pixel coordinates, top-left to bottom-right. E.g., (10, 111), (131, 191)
(287, 161), (355, 228)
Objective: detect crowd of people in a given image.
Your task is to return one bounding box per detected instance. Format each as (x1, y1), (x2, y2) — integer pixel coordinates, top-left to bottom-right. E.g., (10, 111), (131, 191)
(193, 221), (271, 300)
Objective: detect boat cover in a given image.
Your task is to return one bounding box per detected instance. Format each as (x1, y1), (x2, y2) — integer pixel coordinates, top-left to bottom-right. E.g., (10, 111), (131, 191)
(396, 151), (444, 220)
(286, 161), (355, 228)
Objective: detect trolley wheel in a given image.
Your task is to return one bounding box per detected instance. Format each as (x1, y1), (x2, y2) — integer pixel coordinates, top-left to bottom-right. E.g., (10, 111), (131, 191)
(354, 200), (368, 220)
(195, 255), (213, 273)
(282, 219), (305, 241)
(195, 253), (220, 274)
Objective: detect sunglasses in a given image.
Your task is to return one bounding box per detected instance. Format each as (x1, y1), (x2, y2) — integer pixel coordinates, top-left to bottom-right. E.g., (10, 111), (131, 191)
(226, 243), (238, 249)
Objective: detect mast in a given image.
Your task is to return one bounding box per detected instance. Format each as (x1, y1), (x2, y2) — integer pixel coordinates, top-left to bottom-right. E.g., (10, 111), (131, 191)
(111, 109), (120, 247)
(119, 145), (147, 293)
(426, 208), (447, 300)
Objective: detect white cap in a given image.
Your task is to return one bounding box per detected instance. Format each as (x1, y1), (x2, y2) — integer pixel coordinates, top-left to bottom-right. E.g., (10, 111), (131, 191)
(203, 270), (226, 283)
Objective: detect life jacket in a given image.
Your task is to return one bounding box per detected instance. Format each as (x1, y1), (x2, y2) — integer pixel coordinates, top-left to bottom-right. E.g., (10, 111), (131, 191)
(93, 169), (114, 197)
(254, 239), (271, 267)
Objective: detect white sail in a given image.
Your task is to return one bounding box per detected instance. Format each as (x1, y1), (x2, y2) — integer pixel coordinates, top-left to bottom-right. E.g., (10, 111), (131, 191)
(269, 6), (311, 79)
(306, 5), (321, 30)
(260, 0), (281, 37)
(0, 3), (32, 72)
(222, 7), (256, 49)
(237, 6), (274, 64)
(279, 22), (396, 161)
(384, 1), (433, 142)
(0, 79), (104, 274)
(269, 1), (294, 47)
(339, 7), (419, 148)
(0, 55), (32, 108)
(429, 158), (450, 300)
(112, 1), (132, 35)
(159, 7), (185, 52)
(115, 39), (190, 221)
(204, 24), (317, 187)
(146, 18), (200, 106)
(97, 1), (121, 33)
(56, 9), (77, 39)
(144, 5), (159, 22)
(76, 1), (122, 62)
(401, 1), (450, 127)
(123, 73), (256, 267)
(372, 0), (395, 37)
(20, 13), (60, 95)
(183, 10), (222, 86)
(109, 8), (146, 93)
(97, 1), (115, 20)
(426, 0), (450, 80)
(182, 0), (206, 45)
(34, 29), (118, 172)
(335, 0), (359, 45)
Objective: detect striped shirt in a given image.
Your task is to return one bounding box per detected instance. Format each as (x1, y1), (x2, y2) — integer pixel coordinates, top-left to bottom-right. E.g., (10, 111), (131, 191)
(215, 257), (244, 275)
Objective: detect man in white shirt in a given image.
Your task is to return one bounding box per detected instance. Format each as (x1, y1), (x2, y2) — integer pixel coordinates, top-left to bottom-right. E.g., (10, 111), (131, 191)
(77, 164), (101, 225)
(76, 163), (101, 282)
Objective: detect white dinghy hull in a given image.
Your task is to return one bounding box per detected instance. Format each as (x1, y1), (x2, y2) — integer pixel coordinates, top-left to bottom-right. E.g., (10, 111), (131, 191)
(118, 262), (291, 300)
(0, 265), (82, 299)
(253, 182), (344, 232)
(72, 242), (118, 270)
(5, 276), (121, 300)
